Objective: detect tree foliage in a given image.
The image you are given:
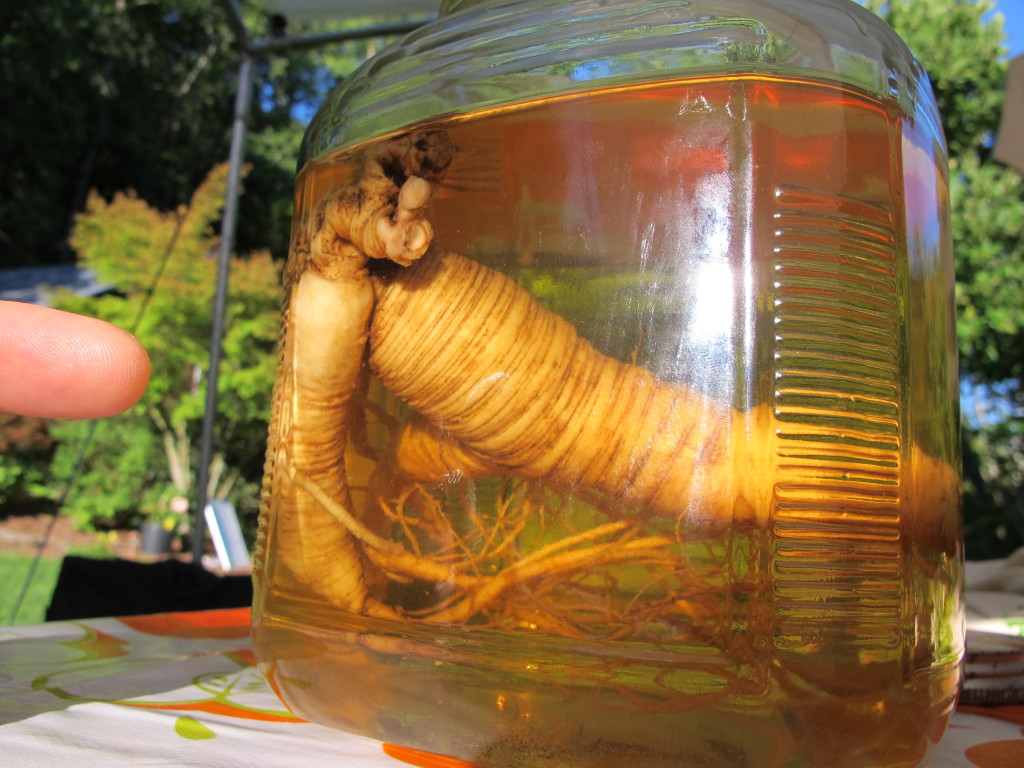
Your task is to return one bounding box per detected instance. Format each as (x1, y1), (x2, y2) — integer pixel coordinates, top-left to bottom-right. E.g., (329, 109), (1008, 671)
(0, 414), (54, 513)
(46, 165), (281, 532)
(866, 0), (1024, 556)
(0, 0), (419, 535)
(1, 0), (235, 264)
(0, 0), (410, 267)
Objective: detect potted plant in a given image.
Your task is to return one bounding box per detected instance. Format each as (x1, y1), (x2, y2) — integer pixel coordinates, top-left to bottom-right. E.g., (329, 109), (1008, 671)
(138, 496), (188, 555)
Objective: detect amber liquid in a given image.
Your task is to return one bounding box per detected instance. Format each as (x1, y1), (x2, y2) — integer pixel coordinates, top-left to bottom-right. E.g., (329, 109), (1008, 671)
(254, 75), (962, 768)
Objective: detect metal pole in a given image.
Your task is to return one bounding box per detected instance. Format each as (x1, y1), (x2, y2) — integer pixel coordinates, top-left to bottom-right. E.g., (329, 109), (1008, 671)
(193, 52), (255, 564)
(250, 20), (429, 55)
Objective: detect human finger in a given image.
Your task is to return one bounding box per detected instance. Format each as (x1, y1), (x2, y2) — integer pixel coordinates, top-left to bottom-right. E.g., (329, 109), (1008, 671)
(0, 301), (150, 420)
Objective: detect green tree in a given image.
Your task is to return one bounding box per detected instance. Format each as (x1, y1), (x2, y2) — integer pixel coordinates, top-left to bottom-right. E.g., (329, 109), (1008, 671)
(1, 0), (237, 265)
(0, 0), (425, 531)
(0, 414), (54, 513)
(46, 165), (281, 533)
(865, 0), (1024, 556)
(0, 0), (412, 267)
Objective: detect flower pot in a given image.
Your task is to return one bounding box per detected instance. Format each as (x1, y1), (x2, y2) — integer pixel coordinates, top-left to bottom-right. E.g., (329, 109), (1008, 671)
(139, 521), (174, 555)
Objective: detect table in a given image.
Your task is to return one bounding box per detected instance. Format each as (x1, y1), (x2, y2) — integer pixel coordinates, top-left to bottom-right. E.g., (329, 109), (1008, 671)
(1, 607), (1022, 768)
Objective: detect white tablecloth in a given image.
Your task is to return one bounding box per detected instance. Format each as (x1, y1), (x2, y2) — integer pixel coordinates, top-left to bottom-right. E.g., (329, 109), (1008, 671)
(0, 606), (1021, 768)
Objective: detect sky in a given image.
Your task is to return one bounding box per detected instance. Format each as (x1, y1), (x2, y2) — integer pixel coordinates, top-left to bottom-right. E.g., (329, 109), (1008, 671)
(991, 0), (1024, 58)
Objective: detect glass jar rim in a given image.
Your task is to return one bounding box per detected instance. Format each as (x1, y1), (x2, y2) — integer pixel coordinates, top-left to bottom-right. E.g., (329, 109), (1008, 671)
(302, 0), (938, 169)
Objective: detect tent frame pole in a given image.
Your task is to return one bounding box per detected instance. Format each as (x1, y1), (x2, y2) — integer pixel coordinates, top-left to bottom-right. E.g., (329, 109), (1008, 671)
(193, 49), (254, 564)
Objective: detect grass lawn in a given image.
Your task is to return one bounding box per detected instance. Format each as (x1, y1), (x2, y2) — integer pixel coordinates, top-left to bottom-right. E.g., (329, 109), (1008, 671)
(0, 552), (63, 626)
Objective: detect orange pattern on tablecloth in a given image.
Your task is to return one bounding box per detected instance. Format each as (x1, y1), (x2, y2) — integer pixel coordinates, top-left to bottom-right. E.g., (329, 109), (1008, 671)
(383, 743), (485, 767)
(117, 697), (302, 722)
(242, 662), (306, 723)
(117, 608), (252, 639)
(958, 706), (1024, 728)
(60, 626), (130, 660)
(231, 648), (257, 666)
(956, 707), (1024, 768)
(964, 738), (1024, 768)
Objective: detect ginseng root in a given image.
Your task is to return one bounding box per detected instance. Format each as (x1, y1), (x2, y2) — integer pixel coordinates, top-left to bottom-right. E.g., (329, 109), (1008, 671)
(265, 131), (675, 621)
(370, 251), (773, 529)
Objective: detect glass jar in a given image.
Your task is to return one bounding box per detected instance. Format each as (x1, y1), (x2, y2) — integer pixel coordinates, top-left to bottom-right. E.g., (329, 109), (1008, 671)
(253, 1), (963, 766)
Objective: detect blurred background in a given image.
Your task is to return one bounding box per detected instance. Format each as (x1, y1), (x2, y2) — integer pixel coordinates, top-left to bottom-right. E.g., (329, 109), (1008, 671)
(1, 0), (1022, 623)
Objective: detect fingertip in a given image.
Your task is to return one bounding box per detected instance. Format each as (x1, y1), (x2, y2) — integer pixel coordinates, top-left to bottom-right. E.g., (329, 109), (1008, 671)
(0, 302), (152, 420)
(91, 326), (152, 418)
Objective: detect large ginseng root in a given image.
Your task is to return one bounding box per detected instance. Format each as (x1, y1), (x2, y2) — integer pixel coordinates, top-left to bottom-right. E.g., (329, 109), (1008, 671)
(371, 251), (773, 529)
(371, 252), (960, 553)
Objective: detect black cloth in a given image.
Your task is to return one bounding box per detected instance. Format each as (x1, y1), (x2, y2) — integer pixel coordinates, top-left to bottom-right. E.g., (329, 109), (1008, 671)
(44, 555), (252, 621)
